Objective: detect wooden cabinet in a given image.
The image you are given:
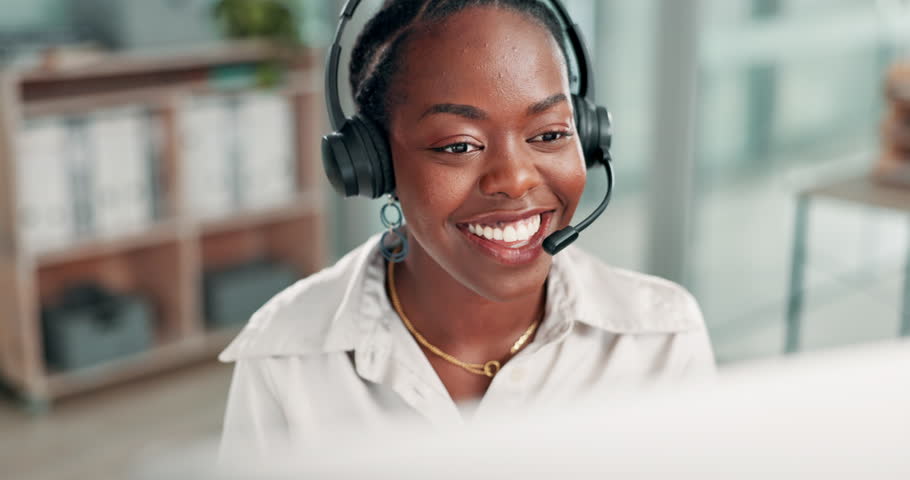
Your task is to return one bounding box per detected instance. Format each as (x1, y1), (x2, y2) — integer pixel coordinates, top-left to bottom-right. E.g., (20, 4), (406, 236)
(0, 42), (328, 410)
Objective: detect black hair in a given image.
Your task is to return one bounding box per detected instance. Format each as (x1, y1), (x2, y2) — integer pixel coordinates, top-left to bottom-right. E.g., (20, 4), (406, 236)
(349, 0), (570, 130)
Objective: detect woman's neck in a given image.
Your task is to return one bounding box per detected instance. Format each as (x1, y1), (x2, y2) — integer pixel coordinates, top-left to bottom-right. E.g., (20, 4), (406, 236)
(390, 243), (546, 358)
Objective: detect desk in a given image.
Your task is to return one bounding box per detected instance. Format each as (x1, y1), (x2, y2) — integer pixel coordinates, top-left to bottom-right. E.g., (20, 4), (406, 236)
(785, 175), (910, 353)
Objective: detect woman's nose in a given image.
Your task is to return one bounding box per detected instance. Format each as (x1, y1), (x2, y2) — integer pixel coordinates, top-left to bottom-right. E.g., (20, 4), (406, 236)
(478, 142), (543, 199)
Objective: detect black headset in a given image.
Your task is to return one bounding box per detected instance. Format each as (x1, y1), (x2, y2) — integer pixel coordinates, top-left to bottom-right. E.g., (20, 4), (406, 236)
(322, 0), (614, 255)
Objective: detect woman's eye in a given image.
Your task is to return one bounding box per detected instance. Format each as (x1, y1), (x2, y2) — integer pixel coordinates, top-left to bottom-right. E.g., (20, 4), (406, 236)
(530, 131), (573, 143)
(432, 142), (482, 154)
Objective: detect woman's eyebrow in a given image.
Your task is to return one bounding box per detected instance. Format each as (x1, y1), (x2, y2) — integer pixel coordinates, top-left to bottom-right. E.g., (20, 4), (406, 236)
(420, 103), (488, 120)
(527, 93), (568, 116)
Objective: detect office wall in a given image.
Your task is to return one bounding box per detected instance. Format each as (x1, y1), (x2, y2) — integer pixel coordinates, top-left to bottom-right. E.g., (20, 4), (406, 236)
(0, 0), (67, 29)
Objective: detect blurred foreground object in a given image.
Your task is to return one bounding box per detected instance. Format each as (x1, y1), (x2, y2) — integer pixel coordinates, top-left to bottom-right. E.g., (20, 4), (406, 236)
(875, 62), (910, 187)
(140, 340), (910, 480)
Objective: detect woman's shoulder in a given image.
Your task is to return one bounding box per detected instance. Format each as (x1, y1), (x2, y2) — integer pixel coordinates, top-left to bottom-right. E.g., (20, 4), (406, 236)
(559, 246), (706, 334)
(218, 238), (379, 362)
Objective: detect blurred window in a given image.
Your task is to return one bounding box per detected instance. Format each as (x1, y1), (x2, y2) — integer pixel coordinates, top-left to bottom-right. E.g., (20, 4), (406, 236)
(572, 0), (902, 362)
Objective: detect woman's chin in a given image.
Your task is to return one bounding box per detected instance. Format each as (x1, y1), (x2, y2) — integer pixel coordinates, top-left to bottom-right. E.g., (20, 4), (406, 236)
(455, 261), (551, 303)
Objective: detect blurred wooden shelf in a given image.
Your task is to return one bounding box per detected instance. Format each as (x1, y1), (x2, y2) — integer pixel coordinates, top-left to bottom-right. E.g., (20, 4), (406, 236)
(45, 326), (242, 399)
(199, 191), (324, 235)
(0, 41), (329, 411)
(18, 41), (288, 84)
(34, 220), (181, 267)
(22, 75), (319, 118)
(22, 83), (205, 118)
(30, 191), (325, 268)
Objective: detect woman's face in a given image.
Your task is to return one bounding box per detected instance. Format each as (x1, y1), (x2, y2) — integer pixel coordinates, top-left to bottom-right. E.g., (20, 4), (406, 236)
(388, 6), (587, 302)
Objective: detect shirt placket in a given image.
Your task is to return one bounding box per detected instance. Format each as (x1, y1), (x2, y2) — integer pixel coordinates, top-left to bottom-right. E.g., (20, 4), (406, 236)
(470, 297), (579, 422)
(353, 313), (463, 428)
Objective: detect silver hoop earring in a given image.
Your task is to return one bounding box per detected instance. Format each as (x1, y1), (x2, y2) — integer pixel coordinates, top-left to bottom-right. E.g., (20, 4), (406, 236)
(379, 194), (408, 262)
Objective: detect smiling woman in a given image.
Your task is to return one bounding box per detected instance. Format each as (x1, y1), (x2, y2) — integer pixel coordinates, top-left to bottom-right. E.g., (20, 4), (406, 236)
(217, 0), (716, 460)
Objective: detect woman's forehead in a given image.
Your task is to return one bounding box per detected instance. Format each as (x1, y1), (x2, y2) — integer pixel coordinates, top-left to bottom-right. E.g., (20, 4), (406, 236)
(395, 6), (570, 115)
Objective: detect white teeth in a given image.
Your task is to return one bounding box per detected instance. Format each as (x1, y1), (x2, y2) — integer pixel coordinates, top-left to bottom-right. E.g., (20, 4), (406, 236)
(516, 223), (529, 241)
(466, 214), (542, 244)
(503, 225), (517, 242)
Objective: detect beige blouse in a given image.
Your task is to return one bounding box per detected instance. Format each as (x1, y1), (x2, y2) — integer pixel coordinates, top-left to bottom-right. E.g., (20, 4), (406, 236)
(218, 233), (715, 458)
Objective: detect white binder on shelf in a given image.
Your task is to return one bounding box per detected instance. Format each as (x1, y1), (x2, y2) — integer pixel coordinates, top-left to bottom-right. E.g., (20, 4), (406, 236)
(180, 95), (237, 220)
(236, 92), (297, 211)
(15, 118), (77, 255)
(84, 106), (156, 239)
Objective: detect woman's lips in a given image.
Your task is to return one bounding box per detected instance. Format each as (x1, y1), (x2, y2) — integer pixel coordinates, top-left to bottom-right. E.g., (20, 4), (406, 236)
(456, 211), (554, 265)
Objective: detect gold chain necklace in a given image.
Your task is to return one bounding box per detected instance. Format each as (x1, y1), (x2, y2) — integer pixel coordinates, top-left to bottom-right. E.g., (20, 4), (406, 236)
(387, 259), (540, 378)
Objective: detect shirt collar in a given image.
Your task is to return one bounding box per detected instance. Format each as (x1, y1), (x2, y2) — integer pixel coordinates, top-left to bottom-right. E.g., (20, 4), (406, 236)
(323, 234), (700, 353)
(551, 245), (703, 334)
(322, 233), (389, 352)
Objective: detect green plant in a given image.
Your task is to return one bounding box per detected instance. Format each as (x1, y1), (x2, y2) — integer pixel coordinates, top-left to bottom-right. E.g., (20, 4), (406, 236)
(212, 0), (304, 86)
(213, 0), (300, 45)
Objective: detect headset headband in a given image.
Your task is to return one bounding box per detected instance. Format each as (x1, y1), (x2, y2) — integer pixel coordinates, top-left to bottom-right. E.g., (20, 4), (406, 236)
(324, 0), (594, 131)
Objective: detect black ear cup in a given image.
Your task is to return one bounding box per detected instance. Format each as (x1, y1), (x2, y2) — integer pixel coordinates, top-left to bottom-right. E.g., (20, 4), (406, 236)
(362, 116), (396, 196)
(321, 126), (357, 197)
(572, 95), (613, 168)
(321, 114), (395, 198)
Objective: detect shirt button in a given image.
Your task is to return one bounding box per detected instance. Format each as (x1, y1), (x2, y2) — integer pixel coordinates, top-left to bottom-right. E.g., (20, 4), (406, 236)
(411, 386), (424, 399)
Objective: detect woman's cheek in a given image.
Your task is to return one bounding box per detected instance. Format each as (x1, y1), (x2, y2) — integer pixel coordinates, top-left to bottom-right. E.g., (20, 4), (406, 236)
(569, 167), (587, 203)
(397, 163), (467, 228)
(549, 160), (587, 226)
